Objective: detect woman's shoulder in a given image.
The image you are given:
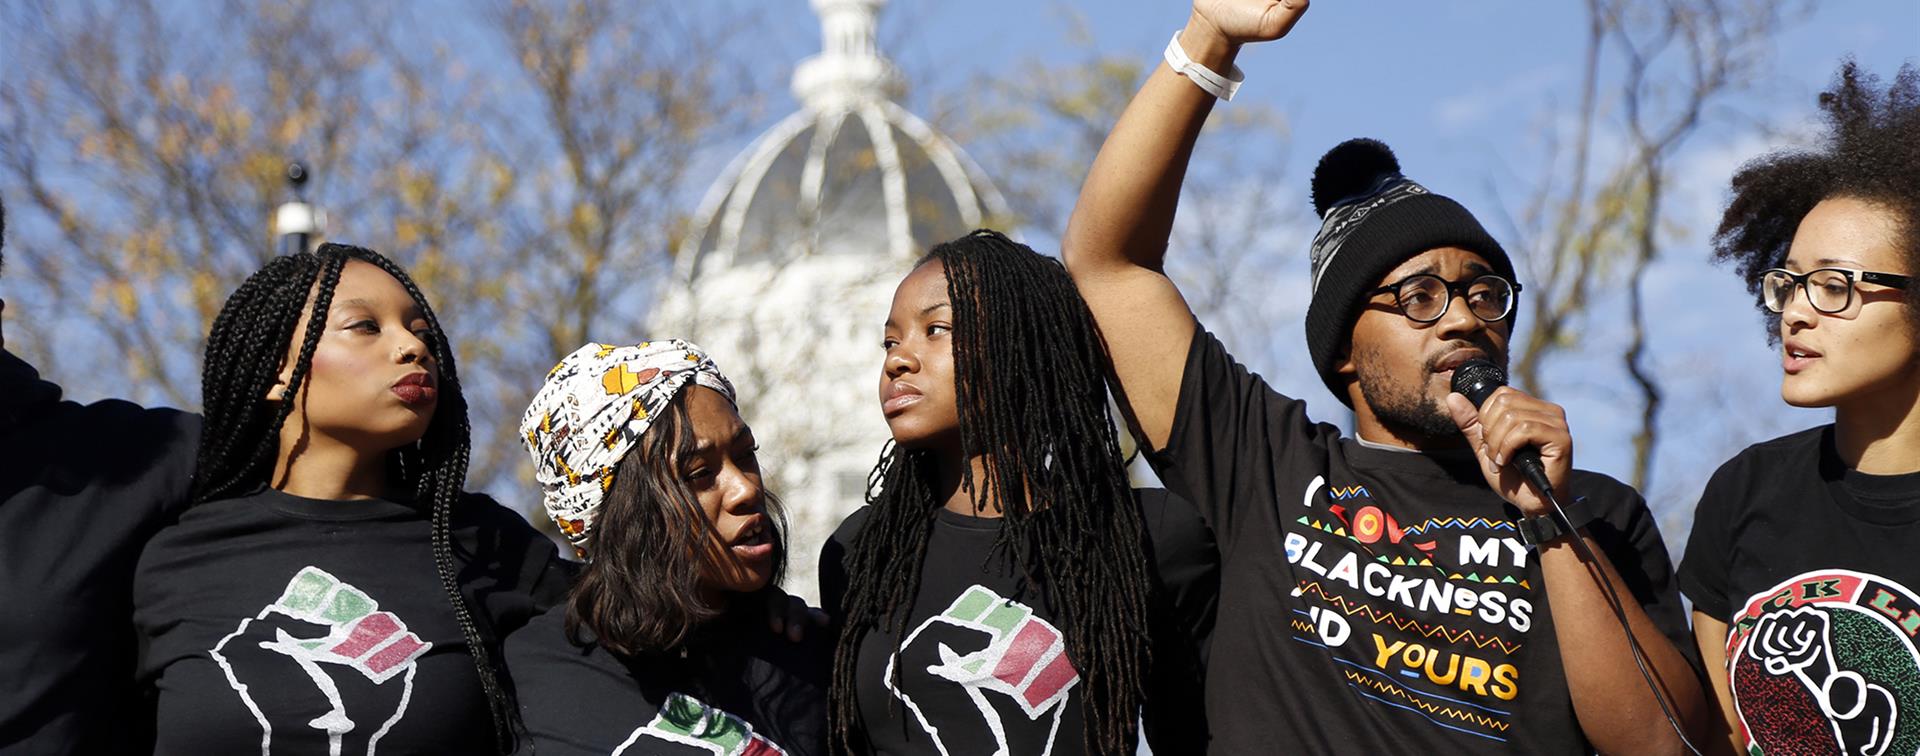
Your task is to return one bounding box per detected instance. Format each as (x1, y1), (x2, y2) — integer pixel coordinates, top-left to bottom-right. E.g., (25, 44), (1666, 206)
(505, 610), (652, 711)
(1711, 424), (1831, 483)
(450, 491), (575, 611)
(1736, 424), (1830, 463)
(454, 492), (552, 541)
(827, 506), (872, 546)
(1689, 424), (1833, 517)
(504, 609), (582, 664)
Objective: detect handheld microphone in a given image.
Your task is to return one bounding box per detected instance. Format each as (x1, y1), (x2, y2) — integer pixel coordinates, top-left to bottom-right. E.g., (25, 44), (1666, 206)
(1449, 359), (1554, 496)
(1448, 358), (1703, 755)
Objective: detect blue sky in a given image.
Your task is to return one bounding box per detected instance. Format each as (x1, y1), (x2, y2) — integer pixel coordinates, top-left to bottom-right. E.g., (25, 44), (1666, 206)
(5, 0), (1913, 547)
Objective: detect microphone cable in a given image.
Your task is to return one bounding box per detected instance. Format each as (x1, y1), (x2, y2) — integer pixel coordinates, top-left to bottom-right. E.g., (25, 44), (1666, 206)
(1535, 484), (1702, 756)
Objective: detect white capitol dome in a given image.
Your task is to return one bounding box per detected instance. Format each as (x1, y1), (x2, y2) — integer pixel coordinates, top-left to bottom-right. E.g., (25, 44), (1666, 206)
(655, 0), (1009, 600)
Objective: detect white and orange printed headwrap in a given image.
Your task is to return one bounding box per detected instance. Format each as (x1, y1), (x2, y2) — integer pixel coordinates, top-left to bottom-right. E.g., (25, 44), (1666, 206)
(520, 339), (735, 556)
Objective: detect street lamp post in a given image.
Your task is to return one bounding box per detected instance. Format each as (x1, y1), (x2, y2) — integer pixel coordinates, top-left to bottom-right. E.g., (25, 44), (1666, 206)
(274, 162), (325, 256)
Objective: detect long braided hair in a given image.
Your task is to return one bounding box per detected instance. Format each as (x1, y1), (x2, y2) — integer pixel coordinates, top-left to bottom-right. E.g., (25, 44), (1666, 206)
(829, 229), (1154, 755)
(191, 243), (514, 751)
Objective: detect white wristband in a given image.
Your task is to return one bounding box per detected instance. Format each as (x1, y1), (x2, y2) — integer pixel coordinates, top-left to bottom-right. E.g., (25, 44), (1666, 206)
(1164, 31), (1243, 101)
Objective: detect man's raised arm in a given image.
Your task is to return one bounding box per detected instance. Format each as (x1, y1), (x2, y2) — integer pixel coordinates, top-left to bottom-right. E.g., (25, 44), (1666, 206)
(1062, 0), (1308, 449)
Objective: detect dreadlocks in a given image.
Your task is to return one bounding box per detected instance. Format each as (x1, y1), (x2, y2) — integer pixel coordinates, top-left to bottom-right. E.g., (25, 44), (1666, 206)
(192, 242), (514, 752)
(829, 229), (1154, 755)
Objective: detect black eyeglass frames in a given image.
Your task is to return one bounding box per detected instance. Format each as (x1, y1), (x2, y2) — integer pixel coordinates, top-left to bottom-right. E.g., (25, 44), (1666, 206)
(1760, 267), (1911, 314)
(1366, 273), (1522, 324)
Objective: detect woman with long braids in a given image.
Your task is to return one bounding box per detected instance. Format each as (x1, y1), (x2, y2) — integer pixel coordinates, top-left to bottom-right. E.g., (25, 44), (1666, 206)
(506, 339), (828, 756)
(1679, 62), (1920, 755)
(821, 229), (1219, 755)
(133, 243), (569, 754)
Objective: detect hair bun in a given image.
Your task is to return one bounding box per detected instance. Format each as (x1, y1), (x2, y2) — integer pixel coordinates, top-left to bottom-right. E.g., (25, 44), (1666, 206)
(1311, 138), (1402, 217)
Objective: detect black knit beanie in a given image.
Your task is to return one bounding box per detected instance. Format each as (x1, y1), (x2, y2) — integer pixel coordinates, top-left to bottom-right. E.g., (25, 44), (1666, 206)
(1304, 138), (1516, 406)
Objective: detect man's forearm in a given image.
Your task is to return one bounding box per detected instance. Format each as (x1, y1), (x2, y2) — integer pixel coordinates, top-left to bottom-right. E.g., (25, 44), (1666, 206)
(1540, 532), (1709, 754)
(1062, 15), (1239, 276)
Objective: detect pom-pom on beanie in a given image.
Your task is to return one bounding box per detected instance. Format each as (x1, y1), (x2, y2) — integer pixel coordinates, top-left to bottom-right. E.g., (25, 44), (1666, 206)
(1304, 138), (1516, 405)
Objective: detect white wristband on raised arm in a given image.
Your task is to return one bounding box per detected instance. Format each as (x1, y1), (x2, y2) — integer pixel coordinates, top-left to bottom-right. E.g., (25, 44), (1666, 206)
(1164, 31), (1244, 101)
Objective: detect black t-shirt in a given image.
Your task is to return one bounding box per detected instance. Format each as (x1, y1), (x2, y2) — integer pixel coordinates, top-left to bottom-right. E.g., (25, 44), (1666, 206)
(1147, 328), (1693, 754)
(1679, 425), (1920, 756)
(507, 604), (831, 756)
(819, 487), (1219, 755)
(0, 349), (199, 756)
(133, 487), (569, 755)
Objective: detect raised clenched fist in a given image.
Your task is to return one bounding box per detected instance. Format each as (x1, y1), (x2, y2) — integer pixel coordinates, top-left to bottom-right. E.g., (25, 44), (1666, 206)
(1749, 607), (1830, 677)
(210, 566), (432, 755)
(885, 586), (1083, 756)
(1191, 0), (1311, 45)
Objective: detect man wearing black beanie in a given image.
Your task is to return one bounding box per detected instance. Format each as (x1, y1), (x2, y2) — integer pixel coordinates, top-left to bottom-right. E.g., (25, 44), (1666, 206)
(1061, 1), (1707, 753)
(0, 195), (201, 754)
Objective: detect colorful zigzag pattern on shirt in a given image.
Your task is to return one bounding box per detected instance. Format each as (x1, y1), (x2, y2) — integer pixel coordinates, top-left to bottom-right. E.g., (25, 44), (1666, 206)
(1341, 667), (1512, 734)
(1296, 580), (1524, 654)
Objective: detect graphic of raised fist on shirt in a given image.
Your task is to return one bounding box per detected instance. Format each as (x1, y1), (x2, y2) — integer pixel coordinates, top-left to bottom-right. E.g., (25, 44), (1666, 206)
(1747, 607), (1897, 756)
(886, 586), (1082, 756)
(211, 566), (432, 756)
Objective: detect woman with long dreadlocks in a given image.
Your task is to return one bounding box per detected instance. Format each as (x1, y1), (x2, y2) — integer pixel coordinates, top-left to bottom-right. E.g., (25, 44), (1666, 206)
(820, 229), (1220, 755)
(132, 243), (570, 755)
(506, 339), (828, 756)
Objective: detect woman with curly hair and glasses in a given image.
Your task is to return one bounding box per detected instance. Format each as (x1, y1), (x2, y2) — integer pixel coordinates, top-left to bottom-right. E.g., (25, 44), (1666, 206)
(1678, 61), (1920, 756)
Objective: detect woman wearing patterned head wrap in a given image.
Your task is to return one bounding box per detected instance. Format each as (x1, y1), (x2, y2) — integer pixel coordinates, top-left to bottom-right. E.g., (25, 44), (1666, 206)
(506, 339), (829, 756)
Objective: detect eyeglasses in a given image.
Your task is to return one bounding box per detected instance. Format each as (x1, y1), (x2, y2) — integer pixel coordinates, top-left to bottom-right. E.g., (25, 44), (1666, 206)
(1366, 273), (1522, 324)
(1760, 267), (1911, 314)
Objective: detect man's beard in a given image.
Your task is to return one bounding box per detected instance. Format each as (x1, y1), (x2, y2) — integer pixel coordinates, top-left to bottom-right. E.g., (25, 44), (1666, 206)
(1354, 343), (1504, 442)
